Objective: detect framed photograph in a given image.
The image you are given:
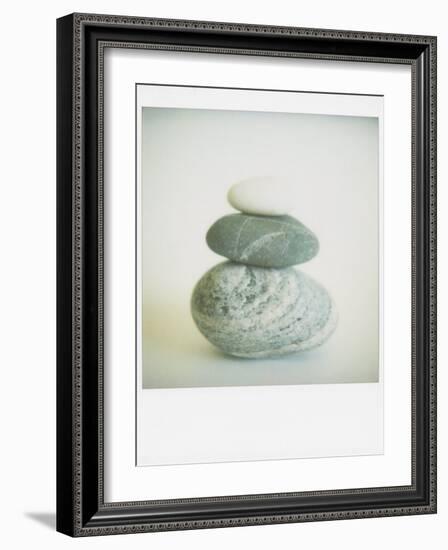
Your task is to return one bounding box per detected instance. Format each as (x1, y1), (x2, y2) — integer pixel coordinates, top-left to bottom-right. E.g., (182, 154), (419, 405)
(56, 13), (437, 536)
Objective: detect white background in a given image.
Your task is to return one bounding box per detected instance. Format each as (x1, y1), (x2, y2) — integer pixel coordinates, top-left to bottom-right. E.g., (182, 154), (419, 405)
(107, 32), (406, 497)
(0, 1), (445, 549)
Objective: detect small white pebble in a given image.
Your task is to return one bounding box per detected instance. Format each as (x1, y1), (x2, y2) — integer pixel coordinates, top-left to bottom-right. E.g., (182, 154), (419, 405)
(227, 177), (293, 216)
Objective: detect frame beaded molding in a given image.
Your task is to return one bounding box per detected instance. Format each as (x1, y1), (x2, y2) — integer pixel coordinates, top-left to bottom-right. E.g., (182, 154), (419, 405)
(67, 13), (436, 536)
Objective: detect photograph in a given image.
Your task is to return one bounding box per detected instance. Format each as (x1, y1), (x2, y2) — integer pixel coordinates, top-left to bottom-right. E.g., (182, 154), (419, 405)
(139, 86), (381, 390)
(55, 11), (437, 536)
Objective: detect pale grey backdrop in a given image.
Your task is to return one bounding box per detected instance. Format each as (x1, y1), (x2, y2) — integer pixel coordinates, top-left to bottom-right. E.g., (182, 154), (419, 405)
(141, 106), (379, 388)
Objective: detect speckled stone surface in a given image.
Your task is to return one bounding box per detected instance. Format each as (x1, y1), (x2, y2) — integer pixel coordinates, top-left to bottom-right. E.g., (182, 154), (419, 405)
(206, 214), (319, 268)
(191, 262), (337, 358)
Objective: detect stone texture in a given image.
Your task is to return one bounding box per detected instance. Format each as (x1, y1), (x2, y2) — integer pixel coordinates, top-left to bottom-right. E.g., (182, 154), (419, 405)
(191, 262), (337, 358)
(206, 213), (319, 268)
(227, 177), (292, 216)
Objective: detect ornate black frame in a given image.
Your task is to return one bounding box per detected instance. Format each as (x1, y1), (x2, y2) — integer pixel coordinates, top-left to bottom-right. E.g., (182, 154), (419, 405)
(56, 13), (437, 537)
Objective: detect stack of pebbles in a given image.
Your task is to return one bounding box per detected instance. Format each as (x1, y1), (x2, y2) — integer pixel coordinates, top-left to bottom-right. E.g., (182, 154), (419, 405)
(191, 177), (337, 358)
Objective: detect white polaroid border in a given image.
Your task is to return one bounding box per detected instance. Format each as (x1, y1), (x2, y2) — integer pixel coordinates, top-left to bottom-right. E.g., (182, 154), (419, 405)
(104, 48), (411, 502)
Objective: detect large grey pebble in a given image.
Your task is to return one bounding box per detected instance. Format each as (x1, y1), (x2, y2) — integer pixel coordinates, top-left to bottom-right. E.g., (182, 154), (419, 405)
(191, 262), (337, 358)
(206, 214), (319, 268)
